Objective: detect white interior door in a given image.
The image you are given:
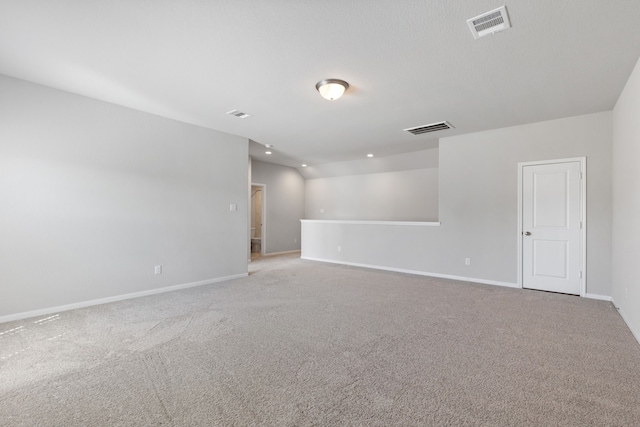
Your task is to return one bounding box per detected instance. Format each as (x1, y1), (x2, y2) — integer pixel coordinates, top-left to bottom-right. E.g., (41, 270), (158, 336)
(522, 161), (582, 295)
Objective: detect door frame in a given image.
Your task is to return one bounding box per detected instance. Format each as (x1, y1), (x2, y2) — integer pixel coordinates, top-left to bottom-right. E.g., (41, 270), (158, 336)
(516, 157), (586, 296)
(251, 183), (267, 256)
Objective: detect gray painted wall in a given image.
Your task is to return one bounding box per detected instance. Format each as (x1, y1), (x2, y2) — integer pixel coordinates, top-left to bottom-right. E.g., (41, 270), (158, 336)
(0, 75), (249, 319)
(612, 56), (640, 341)
(305, 168), (439, 221)
(251, 160), (304, 254)
(439, 111), (612, 295)
(302, 111), (612, 296)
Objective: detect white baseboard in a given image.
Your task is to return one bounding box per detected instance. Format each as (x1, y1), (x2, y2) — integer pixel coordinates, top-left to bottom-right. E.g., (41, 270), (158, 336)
(0, 273), (248, 324)
(300, 256), (518, 289)
(613, 303), (640, 346)
(584, 293), (613, 302)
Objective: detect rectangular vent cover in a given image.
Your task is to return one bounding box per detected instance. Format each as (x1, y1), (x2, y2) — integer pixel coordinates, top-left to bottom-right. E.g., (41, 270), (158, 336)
(226, 109), (252, 119)
(467, 6), (511, 39)
(404, 121), (454, 136)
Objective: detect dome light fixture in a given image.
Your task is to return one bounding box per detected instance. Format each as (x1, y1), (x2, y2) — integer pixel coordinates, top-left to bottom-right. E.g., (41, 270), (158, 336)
(316, 79), (349, 100)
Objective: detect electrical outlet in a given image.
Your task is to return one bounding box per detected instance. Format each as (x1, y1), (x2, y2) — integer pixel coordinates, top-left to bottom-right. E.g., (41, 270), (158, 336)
(229, 203), (237, 211)
(154, 265), (162, 275)
(465, 258), (471, 266)
(337, 246), (341, 252)
(294, 238), (297, 243)
(320, 208), (324, 214)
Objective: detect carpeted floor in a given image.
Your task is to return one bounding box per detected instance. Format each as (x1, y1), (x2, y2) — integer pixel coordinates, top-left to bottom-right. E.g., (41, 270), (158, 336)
(1, 253), (639, 426)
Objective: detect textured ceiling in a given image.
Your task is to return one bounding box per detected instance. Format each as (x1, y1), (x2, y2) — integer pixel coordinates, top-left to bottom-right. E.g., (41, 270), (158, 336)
(1, 1), (640, 172)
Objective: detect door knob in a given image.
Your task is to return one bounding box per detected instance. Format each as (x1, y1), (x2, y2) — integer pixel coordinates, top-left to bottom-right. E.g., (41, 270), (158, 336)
(523, 231), (531, 236)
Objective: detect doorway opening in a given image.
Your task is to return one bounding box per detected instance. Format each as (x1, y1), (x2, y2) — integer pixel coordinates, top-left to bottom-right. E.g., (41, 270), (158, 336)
(251, 184), (266, 258)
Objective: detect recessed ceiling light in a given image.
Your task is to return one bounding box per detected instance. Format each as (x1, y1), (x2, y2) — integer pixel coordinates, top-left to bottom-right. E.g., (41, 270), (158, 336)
(301, 164), (308, 167)
(367, 153), (374, 158)
(265, 151), (272, 155)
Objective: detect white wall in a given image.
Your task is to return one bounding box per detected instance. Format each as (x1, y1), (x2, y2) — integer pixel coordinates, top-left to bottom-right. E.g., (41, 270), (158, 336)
(0, 75), (249, 320)
(305, 168), (439, 221)
(299, 148), (439, 179)
(612, 56), (640, 341)
(302, 112), (612, 296)
(251, 160), (304, 254)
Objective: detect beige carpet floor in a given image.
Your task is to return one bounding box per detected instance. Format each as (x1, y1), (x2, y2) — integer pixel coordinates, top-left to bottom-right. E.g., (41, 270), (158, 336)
(1, 253), (639, 426)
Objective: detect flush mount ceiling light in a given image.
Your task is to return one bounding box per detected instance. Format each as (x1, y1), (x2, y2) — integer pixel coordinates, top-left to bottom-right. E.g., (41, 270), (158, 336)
(315, 79), (349, 100)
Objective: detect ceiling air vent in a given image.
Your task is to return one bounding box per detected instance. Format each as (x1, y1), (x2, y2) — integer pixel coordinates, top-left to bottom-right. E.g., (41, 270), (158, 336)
(226, 109), (252, 119)
(467, 6), (511, 39)
(404, 121), (454, 136)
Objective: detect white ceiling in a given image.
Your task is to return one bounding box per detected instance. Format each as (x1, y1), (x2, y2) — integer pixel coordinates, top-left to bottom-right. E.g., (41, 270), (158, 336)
(2, 1), (640, 173)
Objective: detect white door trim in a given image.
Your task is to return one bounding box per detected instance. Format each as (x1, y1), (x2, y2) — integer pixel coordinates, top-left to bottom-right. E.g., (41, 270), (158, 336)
(517, 157), (586, 296)
(251, 183), (267, 256)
